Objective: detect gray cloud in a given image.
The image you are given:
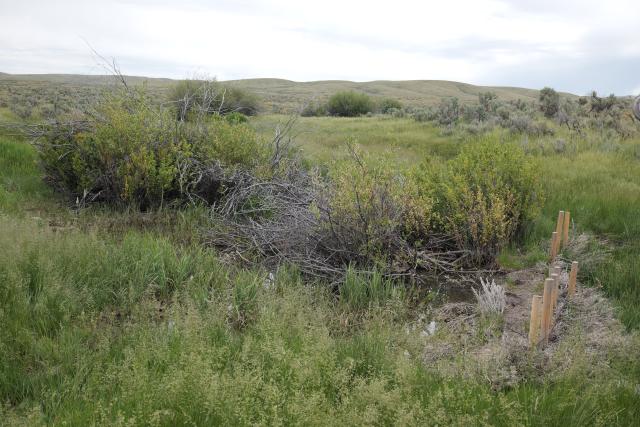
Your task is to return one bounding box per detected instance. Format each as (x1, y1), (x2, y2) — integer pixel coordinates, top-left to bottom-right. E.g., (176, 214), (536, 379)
(0, 0), (637, 94)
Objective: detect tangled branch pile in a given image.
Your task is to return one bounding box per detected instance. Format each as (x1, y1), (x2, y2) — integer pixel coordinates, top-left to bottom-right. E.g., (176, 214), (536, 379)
(209, 139), (543, 282)
(208, 144), (467, 282)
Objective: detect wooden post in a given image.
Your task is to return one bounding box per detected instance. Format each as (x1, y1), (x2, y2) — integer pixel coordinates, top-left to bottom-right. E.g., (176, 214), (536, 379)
(550, 232), (559, 260)
(554, 265), (562, 285)
(542, 278), (554, 344)
(562, 211), (571, 245)
(550, 273), (559, 313)
(529, 295), (543, 347)
(555, 211), (565, 250)
(568, 261), (579, 297)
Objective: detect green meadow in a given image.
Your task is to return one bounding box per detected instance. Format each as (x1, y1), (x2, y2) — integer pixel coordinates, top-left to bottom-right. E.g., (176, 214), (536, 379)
(1, 80), (640, 425)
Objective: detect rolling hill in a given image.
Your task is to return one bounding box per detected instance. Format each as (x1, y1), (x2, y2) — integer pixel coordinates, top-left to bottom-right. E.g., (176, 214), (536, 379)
(0, 73), (575, 112)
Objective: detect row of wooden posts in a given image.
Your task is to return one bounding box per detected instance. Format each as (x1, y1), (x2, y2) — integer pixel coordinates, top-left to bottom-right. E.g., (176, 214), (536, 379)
(528, 211), (579, 348)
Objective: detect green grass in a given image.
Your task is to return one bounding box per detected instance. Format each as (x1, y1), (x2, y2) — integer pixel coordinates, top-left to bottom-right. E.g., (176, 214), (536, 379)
(524, 150), (640, 329)
(2, 118), (640, 424)
(0, 136), (54, 214)
(1, 214), (638, 425)
(252, 115), (463, 163)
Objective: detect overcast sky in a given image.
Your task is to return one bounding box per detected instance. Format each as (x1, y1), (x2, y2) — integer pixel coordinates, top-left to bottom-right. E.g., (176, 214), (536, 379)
(0, 0), (638, 95)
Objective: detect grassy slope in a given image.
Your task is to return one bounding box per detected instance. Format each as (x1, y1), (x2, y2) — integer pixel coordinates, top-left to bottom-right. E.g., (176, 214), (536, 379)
(0, 73), (576, 113)
(224, 78), (556, 111)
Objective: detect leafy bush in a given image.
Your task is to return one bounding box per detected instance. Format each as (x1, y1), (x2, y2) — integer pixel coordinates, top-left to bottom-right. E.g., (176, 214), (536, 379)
(478, 91), (498, 113)
(589, 91), (616, 113)
(539, 87), (560, 118)
(225, 111), (248, 124)
(436, 97), (461, 125)
(327, 148), (407, 263)
(169, 79), (260, 119)
(506, 114), (555, 136)
(37, 89), (268, 208)
(301, 100), (327, 117)
(327, 91), (373, 117)
(377, 97), (402, 114)
(412, 107), (437, 122)
(415, 140), (543, 262)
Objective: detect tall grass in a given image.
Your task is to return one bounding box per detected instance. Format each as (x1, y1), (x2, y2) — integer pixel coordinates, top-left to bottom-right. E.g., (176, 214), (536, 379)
(2, 121), (640, 424)
(0, 136), (53, 213)
(524, 150), (640, 329)
(1, 215), (638, 425)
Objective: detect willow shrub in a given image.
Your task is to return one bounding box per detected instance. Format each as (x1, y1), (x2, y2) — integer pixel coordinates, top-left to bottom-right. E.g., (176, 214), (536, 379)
(326, 148), (426, 266)
(327, 91), (374, 117)
(37, 89), (268, 208)
(413, 139), (543, 262)
(326, 140), (541, 267)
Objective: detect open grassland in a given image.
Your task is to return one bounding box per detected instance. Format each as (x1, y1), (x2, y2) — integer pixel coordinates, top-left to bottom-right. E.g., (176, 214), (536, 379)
(251, 115), (460, 163)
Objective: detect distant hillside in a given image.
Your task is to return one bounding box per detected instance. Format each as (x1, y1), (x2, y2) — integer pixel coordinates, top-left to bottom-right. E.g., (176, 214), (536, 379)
(223, 78), (567, 112)
(0, 73), (576, 112)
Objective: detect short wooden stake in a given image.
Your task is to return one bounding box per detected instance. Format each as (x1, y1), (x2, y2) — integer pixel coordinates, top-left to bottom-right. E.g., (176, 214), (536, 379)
(550, 232), (559, 260)
(568, 261), (579, 297)
(529, 295), (543, 347)
(562, 211), (571, 245)
(555, 211), (565, 249)
(550, 273), (559, 314)
(542, 278), (555, 344)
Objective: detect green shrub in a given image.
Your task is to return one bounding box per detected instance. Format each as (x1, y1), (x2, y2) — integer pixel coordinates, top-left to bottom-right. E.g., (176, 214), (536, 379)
(377, 98), (402, 114)
(225, 111), (248, 124)
(301, 100), (327, 117)
(478, 91), (498, 113)
(169, 79), (260, 119)
(327, 91), (373, 117)
(327, 148), (408, 263)
(414, 140), (543, 262)
(539, 87), (560, 118)
(37, 89), (268, 208)
(436, 98), (461, 125)
(223, 86), (261, 116)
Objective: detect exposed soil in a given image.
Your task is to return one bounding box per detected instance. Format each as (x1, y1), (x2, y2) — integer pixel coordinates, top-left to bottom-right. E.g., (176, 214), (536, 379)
(419, 259), (636, 389)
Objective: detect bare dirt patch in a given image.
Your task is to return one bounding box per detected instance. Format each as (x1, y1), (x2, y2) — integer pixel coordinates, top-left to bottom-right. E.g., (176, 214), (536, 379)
(419, 261), (638, 389)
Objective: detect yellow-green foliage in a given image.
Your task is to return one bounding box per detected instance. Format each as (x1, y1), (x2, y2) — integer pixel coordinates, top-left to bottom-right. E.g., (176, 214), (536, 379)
(38, 89), (268, 207)
(325, 140), (541, 264)
(421, 140), (543, 261)
(327, 148), (408, 261)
